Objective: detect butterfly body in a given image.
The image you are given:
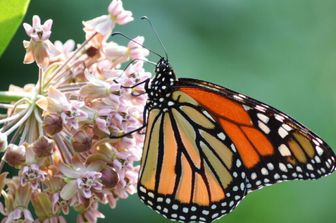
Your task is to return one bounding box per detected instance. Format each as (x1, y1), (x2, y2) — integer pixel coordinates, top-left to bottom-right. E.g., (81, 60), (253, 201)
(145, 58), (177, 110)
(137, 57), (336, 223)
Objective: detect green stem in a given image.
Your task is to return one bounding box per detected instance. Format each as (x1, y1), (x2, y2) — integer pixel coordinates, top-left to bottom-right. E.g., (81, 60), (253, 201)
(0, 91), (34, 103)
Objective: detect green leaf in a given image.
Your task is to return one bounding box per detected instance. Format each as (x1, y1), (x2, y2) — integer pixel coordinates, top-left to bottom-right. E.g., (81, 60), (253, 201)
(0, 0), (30, 57)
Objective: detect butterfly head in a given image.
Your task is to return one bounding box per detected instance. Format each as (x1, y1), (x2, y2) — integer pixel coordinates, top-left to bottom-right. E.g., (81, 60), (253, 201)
(146, 58), (177, 108)
(154, 57), (176, 81)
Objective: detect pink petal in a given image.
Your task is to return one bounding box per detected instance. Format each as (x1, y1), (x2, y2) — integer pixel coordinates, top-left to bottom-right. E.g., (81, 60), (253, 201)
(32, 15), (41, 27)
(23, 23), (33, 35)
(81, 189), (92, 198)
(23, 49), (35, 64)
(116, 12), (133, 25)
(23, 209), (34, 221)
(43, 19), (53, 31)
(108, 0), (121, 14)
(64, 39), (75, 52)
(12, 209), (22, 220)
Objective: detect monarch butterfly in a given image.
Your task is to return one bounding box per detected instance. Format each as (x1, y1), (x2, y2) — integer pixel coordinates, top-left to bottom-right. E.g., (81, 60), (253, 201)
(132, 56), (336, 223)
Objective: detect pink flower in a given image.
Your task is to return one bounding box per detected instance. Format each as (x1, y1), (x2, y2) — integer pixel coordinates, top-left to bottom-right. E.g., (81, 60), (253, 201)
(20, 164), (47, 191)
(23, 15), (53, 41)
(77, 171), (103, 198)
(54, 39), (76, 60)
(76, 202), (104, 223)
(108, 0), (133, 25)
(127, 36), (149, 60)
(103, 41), (129, 66)
(1, 208), (34, 223)
(22, 15), (59, 68)
(59, 160), (105, 200)
(52, 193), (70, 215)
(79, 70), (116, 100)
(60, 101), (88, 130)
(1, 1), (149, 221)
(37, 86), (72, 113)
(103, 36), (149, 67)
(83, 0), (133, 38)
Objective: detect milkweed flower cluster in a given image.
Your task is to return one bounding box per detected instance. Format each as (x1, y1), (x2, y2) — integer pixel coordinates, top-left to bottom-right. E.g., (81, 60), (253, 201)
(0, 0), (151, 222)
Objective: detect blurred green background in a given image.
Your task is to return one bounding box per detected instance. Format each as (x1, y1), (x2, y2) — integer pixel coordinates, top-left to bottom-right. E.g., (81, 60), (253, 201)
(1, 0), (336, 222)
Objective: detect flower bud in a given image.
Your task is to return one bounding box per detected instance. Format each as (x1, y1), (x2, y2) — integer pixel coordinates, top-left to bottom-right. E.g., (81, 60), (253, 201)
(101, 167), (119, 188)
(31, 192), (53, 220)
(32, 136), (54, 157)
(43, 113), (63, 136)
(0, 132), (8, 152)
(4, 144), (26, 168)
(72, 130), (92, 153)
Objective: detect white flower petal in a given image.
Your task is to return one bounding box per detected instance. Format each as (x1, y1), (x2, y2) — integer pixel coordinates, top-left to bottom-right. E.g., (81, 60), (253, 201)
(60, 180), (78, 200)
(59, 163), (80, 178)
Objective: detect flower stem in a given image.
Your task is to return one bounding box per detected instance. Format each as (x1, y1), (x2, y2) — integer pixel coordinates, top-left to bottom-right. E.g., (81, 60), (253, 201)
(0, 91), (34, 103)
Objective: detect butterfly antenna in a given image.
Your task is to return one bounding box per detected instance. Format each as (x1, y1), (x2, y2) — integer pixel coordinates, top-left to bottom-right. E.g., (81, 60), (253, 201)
(111, 32), (162, 59)
(141, 16), (168, 60)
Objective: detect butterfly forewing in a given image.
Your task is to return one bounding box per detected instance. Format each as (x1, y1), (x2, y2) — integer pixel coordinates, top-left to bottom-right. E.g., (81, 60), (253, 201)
(138, 90), (249, 223)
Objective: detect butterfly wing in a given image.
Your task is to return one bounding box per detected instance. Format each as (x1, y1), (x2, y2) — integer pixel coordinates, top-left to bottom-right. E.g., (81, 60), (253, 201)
(138, 77), (336, 223)
(138, 91), (249, 223)
(176, 78), (336, 192)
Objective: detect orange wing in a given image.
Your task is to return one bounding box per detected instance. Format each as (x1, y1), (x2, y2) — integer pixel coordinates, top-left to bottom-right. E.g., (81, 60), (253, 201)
(138, 91), (248, 223)
(138, 78), (335, 223)
(177, 78), (335, 191)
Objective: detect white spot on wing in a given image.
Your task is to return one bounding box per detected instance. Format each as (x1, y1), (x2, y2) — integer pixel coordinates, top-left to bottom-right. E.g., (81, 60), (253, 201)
(202, 210), (209, 215)
(267, 163), (274, 171)
(274, 174), (280, 180)
(279, 163), (288, 172)
(275, 114), (285, 122)
(307, 164), (314, 171)
(282, 124), (292, 131)
(258, 121), (270, 134)
(236, 160), (242, 168)
(239, 94), (247, 98)
(243, 105), (251, 111)
(257, 113), (270, 123)
(234, 94), (243, 101)
(261, 168), (269, 175)
(316, 146), (324, 156)
(278, 144), (291, 156)
(202, 110), (215, 122)
(217, 132), (226, 140)
(148, 192), (154, 198)
(278, 127), (288, 138)
(251, 172), (257, 180)
(255, 105), (266, 112)
(139, 186), (146, 193)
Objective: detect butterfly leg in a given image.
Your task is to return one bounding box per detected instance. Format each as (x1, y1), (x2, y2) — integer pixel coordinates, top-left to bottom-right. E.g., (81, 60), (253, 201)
(109, 104), (149, 138)
(121, 78), (150, 89)
(121, 78), (150, 96)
